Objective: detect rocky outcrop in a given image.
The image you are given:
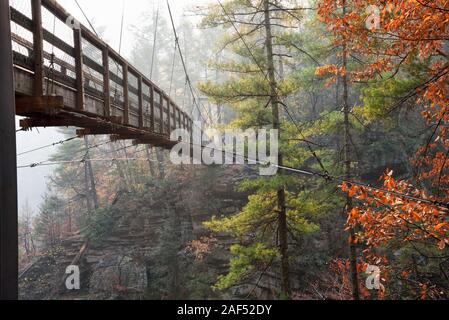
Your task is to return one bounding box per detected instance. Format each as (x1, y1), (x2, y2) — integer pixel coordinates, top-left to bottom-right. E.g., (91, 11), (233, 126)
(19, 165), (252, 300)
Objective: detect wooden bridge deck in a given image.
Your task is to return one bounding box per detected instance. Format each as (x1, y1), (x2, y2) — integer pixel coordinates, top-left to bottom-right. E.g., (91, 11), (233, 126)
(10, 0), (193, 148)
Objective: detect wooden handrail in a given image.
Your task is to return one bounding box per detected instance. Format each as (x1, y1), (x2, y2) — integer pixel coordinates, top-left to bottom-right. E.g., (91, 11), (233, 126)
(10, 0), (191, 133)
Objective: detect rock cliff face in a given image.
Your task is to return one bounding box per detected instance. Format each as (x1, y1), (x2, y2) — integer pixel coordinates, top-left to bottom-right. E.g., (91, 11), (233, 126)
(19, 165), (254, 300)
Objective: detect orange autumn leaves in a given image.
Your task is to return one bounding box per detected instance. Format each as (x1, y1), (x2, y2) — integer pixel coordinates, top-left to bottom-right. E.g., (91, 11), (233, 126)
(315, 64), (348, 87)
(341, 171), (449, 251)
(314, 1), (449, 255)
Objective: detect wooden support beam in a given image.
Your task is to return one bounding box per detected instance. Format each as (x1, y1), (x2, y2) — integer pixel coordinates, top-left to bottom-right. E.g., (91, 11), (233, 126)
(15, 95), (64, 116)
(108, 115), (123, 124)
(102, 47), (110, 117)
(20, 117), (95, 129)
(159, 91), (164, 135)
(138, 75), (143, 128)
(31, 0), (44, 96)
(166, 97), (171, 136)
(110, 133), (145, 141)
(150, 84), (155, 132)
(0, 0), (18, 300)
(171, 103), (174, 132)
(76, 128), (110, 136)
(77, 125), (145, 136)
(77, 128), (119, 136)
(74, 28), (84, 110)
(122, 63), (129, 124)
(134, 138), (177, 148)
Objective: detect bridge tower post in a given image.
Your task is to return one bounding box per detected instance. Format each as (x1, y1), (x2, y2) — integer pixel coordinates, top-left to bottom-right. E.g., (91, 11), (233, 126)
(0, 0), (19, 300)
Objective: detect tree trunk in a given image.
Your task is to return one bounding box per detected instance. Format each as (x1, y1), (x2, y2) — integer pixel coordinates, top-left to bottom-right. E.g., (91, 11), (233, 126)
(84, 136), (99, 210)
(342, 0), (360, 300)
(109, 143), (130, 191)
(146, 146), (156, 177)
(263, 0), (291, 298)
(83, 151), (93, 213)
(121, 141), (137, 188)
(156, 148), (165, 179)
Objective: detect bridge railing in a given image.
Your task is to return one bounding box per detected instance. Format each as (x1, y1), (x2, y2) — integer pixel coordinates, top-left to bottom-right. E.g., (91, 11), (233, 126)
(9, 0), (193, 137)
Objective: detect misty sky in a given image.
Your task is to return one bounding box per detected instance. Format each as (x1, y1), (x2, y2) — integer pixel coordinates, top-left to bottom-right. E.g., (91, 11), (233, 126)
(15, 0), (213, 215)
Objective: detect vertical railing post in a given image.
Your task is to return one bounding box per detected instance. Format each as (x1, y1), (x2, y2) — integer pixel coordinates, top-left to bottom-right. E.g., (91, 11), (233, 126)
(182, 112), (185, 129)
(166, 97), (171, 136)
(122, 63), (129, 124)
(174, 108), (177, 129)
(159, 92), (164, 135)
(138, 75), (143, 128)
(102, 48), (110, 117)
(74, 28), (84, 110)
(31, 0), (44, 96)
(150, 84), (155, 132)
(0, 0), (18, 300)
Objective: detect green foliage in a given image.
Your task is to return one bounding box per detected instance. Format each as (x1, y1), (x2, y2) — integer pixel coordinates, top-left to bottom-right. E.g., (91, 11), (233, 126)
(81, 205), (121, 245)
(359, 77), (423, 122)
(214, 243), (278, 290)
(357, 58), (430, 123)
(34, 195), (66, 248)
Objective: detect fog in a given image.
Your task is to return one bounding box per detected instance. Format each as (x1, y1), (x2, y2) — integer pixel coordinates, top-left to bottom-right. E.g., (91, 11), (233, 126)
(15, 0), (213, 214)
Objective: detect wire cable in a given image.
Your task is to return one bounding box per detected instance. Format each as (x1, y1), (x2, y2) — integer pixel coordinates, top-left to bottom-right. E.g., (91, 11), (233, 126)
(150, 0), (160, 81)
(74, 0), (99, 37)
(167, 0), (211, 126)
(17, 136), (79, 156)
(17, 138), (449, 211)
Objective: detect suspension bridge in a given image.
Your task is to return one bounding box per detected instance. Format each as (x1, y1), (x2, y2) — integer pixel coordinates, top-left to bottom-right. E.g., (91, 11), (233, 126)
(11, 0), (195, 146)
(0, 0), (201, 299)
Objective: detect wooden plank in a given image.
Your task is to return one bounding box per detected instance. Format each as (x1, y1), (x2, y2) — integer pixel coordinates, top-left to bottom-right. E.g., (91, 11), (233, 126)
(15, 96), (64, 115)
(31, 0), (44, 96)
(102, 47), (110, 117)
(10, 7), (32, 30)
(83, 55), (104, 75)
(42, 29), (75, 56)
(123, 63), (129, 124)
(74, 28), (84, 110)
